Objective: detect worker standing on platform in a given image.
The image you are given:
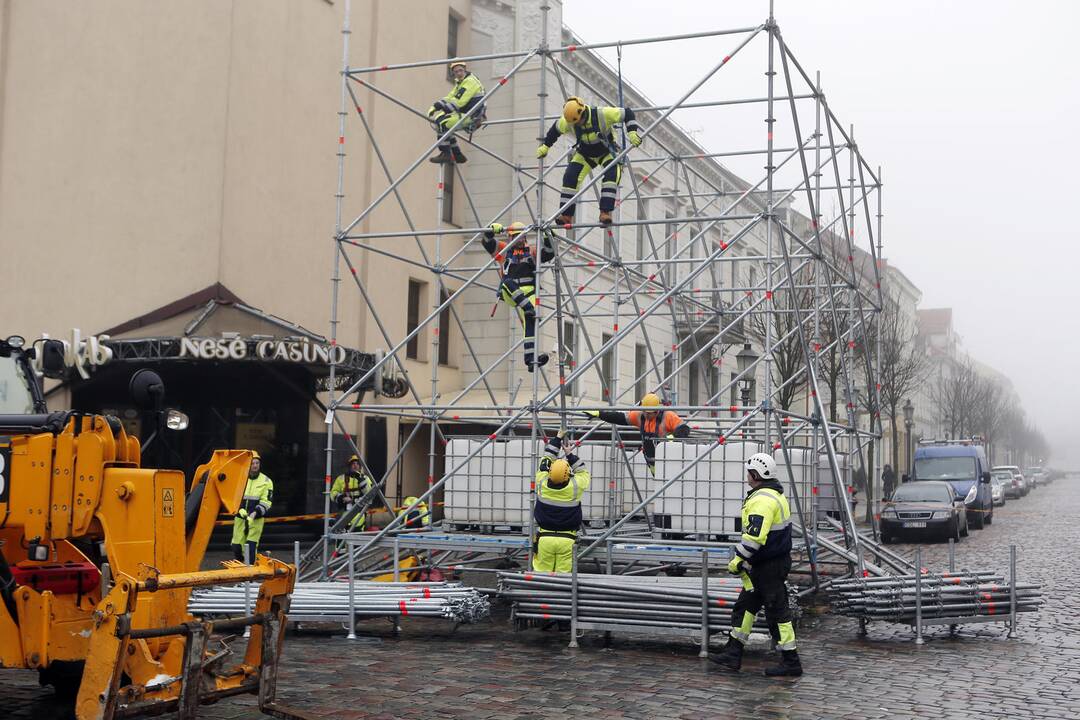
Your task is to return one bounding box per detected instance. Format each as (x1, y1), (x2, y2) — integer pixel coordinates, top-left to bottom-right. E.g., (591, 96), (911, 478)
(483, 221), (554, 371)
(535, 96), (642, 226)
(586, 393), (689, 474)
(427, 59), (485, 164)
(330, 454), (374, 531)
(711, 452), (804, 677)
(231, 451), (273, 563)
(533, 432), (591, 573)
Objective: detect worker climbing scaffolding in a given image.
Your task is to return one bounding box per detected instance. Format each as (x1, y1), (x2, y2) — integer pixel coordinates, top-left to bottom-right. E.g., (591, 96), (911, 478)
(536, 96), (642, 226)
(483, 221), (555, 371)
(428, 59), (485, 164)
(586, 393), (690, 474)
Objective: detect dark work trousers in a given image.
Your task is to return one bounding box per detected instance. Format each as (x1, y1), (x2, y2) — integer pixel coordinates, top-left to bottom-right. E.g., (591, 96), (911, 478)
(730, 554), (793, 642)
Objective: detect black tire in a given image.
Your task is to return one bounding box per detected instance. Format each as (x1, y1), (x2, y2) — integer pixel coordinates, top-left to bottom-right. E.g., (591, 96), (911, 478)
(949, 519), (961, 542)
(970, 510), (985, 530)
(39, 660), (84, 699)
(985, 510), (993, 525)
(881, 534), (892, 545)
(960, 517), (969, 537)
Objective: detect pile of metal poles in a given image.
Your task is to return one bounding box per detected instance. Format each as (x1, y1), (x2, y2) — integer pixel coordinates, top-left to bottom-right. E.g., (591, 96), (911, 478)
(189, 581), (491, 624)
(498, 572), (790, 633)
(830, 572), (1043, 623)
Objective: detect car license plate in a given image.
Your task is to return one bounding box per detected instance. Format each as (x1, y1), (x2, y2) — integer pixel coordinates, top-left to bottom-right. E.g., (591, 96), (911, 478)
(902, 521), (927, 528)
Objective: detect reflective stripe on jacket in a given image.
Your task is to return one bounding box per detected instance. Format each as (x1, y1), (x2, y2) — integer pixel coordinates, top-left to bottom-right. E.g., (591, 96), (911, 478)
(240, 473), (273, 516)
(734, 481), (791, 565)
(534, 453), (591, 532)
(543, 106), (637, 157)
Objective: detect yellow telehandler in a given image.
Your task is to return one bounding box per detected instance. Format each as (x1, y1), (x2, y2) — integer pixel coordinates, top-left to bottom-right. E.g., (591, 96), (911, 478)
(0, 335), (310, 719)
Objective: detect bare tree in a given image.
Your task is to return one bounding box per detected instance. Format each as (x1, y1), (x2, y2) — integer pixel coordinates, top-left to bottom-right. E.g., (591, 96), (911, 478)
(748, 267), (813, 411)
(970, 377), (1009, 464)
(875, 294), (928, 471)
(934, 358), (983, 439)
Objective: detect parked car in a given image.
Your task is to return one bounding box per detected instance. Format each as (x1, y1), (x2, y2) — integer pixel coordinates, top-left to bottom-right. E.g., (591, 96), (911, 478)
(880, 481), (968, 543)
(991, 467), (1022, 499)
(911, 442), (994, 528)
(989, 471), (1010, 505)
(1027, 467), (1046, 488)
(993, 465), (1029, 496)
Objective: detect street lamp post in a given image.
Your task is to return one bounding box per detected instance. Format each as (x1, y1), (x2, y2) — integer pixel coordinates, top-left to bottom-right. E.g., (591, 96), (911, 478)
(735, 343), (758, 411)
(903, 399), (914, 480)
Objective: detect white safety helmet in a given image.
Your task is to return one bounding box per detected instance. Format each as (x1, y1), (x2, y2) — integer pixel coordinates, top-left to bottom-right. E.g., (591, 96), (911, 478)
(745, 452), (777, 480)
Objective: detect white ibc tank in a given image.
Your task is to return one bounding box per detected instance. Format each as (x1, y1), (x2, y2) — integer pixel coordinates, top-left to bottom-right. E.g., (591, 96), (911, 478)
(444, 438), (613, 526)
(655, 440), (761, 536)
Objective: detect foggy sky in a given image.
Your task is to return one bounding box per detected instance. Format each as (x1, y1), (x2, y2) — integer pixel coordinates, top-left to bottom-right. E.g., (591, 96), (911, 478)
(563, 0), (1080, 467)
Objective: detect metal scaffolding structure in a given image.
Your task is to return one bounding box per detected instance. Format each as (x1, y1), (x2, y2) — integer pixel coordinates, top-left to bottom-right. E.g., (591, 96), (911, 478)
(313, 0), (887, 589)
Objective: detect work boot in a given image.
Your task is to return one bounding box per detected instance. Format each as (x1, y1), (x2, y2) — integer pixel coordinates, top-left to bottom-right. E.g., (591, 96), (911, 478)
(451, 146), (468, 164)
(763, 650), (803, 677)
(599, 211), (613, 225)
(428, 149), (454, 164)
(526, 353), (550, 373)
(556, 214), (574, 227)
(709, 637), (743, 671)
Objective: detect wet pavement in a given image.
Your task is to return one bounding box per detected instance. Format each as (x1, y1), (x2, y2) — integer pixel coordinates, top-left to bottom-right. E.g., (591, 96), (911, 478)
(2, 477), (1077, 719)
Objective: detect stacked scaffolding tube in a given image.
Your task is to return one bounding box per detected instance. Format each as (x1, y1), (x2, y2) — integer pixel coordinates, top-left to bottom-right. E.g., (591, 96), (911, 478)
(189, 581), (491, 625)
(830, 573), (1042, 624)
(499, 571), (794, 635)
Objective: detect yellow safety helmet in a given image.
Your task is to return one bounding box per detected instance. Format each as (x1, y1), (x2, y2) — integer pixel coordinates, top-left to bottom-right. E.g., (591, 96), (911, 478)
(250, 450), (261, 461)
(449, 59), (467, 72)
(507, 221), (527, 237)
(641, 393), (661, 409)
(563, 96), (587, 125)
(549, 459), (572, 484)
(348, 454), (361, 464)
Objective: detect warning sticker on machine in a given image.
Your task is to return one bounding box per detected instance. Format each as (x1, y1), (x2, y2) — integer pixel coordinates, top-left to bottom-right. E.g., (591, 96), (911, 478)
(162, 487), (175, 517)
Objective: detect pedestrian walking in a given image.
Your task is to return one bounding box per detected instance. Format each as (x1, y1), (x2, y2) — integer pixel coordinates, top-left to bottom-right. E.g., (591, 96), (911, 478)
(882, 463), (897, 499)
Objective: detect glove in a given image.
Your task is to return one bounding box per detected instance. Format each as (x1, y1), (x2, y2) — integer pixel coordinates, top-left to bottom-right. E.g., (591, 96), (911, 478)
(536, 144), (549, 159)
(666, 433), (675, 440)
(628, 130), (642, 147)
(584, 410), (600, 418)
(727, 556), (746, 576)
(236, 508), (249, 520)
(489, 222), (504, 235)
(559, 430), (572, 451)
(250, 506), (265, 520)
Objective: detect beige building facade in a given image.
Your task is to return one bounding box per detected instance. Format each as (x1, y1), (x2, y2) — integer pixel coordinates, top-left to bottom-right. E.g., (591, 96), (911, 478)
(1, 0), (791, 516)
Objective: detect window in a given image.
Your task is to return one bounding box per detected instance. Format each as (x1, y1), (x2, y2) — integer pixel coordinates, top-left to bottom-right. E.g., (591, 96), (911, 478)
(663, 353), (674, 402)
(406, 279), (426, 360)
(438, 287), (452, 366)
(601, 333), (613, 399)
(665, 210), (677, 282)
(636, 199), (649, 261)
(446, 14), (460, 81)
(634, 343), (647, 401)
(688, 358), (700, 407)
(442, 166), (455, 224)
(562, 320), (576, 395)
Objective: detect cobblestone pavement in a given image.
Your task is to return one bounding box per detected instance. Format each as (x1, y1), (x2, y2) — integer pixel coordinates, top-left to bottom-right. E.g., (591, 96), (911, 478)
(3, 478), (1078, 720)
